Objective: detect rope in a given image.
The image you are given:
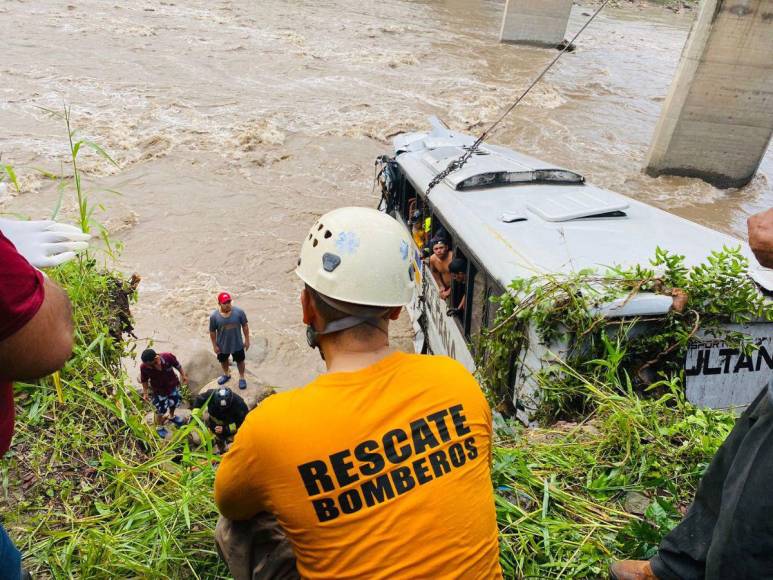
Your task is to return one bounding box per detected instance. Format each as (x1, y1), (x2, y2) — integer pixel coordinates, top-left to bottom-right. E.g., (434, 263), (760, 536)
(424, 0), (611, 197)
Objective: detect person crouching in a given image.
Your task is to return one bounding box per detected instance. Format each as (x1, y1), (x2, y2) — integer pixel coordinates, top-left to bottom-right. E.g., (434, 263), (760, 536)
(192, 387), (248, 454)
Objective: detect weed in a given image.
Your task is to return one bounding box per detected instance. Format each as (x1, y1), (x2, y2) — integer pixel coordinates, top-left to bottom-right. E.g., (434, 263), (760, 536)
(1, 112), (228, 578)
(480, 248), (758, 578)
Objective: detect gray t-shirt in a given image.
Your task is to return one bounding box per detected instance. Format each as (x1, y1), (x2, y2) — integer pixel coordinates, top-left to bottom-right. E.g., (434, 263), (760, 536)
(209, 306), (248, 354)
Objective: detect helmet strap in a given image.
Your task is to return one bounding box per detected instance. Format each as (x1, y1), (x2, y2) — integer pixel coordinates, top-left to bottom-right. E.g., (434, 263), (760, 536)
(306, 316), (387, 356)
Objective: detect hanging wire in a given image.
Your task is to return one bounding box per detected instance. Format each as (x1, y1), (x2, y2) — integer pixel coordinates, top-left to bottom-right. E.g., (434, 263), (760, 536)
(425, 0), (611, 196)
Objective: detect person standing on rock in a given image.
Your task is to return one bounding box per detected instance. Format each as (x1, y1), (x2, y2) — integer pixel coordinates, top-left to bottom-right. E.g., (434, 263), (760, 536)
(209, 292), (250, 390)
(214, 207), (502, 580)
(140, 348), (188, 438)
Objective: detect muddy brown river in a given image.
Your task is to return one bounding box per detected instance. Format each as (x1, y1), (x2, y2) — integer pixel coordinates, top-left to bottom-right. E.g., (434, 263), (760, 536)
(1, 0), (771, 387)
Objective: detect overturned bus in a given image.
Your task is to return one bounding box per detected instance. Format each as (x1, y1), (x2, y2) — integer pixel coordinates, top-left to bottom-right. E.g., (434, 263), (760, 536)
(376, 118), (773, 423)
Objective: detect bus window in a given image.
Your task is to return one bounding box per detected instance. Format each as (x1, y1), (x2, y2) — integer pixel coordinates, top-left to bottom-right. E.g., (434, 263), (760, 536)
(400, 179), (417, 224)
(427, 217), (454, 299)
(448, 253), (468, 328)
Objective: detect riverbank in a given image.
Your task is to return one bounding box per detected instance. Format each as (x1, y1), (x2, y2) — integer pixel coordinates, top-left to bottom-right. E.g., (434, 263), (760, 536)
(2, 244), (754, 578)
(0, 258), (230, 578)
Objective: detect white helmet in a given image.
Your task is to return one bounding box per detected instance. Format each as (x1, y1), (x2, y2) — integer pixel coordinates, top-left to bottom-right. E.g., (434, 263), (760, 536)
(296, 207), (414, 307)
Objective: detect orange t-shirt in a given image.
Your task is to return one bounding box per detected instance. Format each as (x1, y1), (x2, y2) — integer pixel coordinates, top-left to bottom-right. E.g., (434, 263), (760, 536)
(215, 352), (502, 579)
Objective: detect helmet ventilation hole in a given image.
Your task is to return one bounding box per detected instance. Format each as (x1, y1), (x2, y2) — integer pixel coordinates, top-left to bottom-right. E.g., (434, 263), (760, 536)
(312, 238), (318, 247)
(324, 230), (332, 239)
(317, 224), (324, 231)
(308, 233), (312, 240)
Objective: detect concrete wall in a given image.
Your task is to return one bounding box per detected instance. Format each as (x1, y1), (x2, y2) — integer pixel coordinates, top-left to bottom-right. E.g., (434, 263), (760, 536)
(646, 0), (773, 188)
(499, 0), (573, 47)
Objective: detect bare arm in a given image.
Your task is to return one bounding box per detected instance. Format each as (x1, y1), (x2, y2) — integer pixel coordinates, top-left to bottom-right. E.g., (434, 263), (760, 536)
(429, 256), (443, 288)
(0, 277), (73, 380)
(748, 208), (773, 268)
(209, 331), (219, 353)
(242, 323), (250, 350)
(141, 380), (150, 401)
(175, 364), (188, 384)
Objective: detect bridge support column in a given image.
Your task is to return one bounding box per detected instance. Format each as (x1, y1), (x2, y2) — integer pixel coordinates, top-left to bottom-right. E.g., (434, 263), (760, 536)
(645, 0), (773, 188)
(499, 0), (573, 47)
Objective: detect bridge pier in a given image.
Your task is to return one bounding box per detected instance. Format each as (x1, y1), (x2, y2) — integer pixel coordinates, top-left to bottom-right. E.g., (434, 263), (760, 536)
(499, 0), (573, 47)
(645, 0), (773, 189)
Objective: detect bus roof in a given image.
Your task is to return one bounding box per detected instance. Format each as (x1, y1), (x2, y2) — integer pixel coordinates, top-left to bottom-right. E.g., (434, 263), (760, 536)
(394, 118), (765, 293)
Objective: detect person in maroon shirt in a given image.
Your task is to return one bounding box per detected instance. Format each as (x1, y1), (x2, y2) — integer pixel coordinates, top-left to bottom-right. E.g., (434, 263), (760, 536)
(0, 231), (74, 579)
(139, 348), (188, 438)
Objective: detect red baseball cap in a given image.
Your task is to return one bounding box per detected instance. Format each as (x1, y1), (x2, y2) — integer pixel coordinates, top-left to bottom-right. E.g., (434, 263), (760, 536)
(218, 292), (232, 304)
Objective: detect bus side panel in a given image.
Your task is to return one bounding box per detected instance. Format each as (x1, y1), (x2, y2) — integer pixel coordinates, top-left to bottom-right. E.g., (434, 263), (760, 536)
(513, 327), (569, 425)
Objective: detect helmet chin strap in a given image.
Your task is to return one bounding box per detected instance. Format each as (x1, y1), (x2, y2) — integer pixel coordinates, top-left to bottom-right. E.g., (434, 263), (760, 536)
(306, 316), (388, 359)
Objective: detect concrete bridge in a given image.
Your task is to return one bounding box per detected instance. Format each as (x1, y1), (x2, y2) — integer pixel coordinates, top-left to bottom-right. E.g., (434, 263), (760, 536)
(500, 0), (773, 189)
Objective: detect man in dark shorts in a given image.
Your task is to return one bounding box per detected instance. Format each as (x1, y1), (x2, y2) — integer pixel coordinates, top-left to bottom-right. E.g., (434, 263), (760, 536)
(209, 292), (250, 390)
(0, 231), (75, 579)
(140, 348), (188, 438)
(192, 387), (249, 454)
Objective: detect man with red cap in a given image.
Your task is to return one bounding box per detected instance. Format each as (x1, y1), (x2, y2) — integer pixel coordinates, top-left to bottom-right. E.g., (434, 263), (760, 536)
(209, 292), (250, 390)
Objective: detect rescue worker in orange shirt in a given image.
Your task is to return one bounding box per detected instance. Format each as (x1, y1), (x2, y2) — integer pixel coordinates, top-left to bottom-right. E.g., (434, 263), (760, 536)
(214, 207), (502, 580)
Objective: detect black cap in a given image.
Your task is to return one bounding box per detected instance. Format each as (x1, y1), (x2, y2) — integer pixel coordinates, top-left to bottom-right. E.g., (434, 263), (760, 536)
(141, 348), (157, 363)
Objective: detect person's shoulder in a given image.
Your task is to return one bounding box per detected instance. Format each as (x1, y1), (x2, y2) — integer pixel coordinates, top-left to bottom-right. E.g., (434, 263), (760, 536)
(240, 388), (307, 436)
(209, 309), (219, 318)
(400, 353), (470, 374)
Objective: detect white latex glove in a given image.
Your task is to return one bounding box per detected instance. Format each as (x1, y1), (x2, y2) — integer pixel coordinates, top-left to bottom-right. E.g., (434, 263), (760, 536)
(0, 218), (90, 268)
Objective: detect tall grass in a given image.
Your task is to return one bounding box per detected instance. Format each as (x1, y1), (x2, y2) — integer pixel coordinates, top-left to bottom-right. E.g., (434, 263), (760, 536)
(493, 353), (734, 578)
(1, 258), (230, 578)
(1, 111), (229, 578)
(1, 111), (739, 578)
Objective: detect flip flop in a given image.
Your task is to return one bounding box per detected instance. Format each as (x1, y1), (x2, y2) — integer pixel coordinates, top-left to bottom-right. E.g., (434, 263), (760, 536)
(217, 375), (231, 385)
(238, 379), (247, 390)
(171, 416), (185, 427)
(156, 427), (169, 439)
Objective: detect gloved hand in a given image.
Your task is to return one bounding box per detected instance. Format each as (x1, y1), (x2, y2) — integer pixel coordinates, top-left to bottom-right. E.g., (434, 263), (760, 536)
(0, 218), (90, 268)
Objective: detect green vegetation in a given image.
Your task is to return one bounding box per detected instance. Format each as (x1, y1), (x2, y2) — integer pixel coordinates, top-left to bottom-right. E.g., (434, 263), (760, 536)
(1, 112), (229, 578)
(1, 259), (229, 578)
(2, 115), (765, 578)
(480, 247), (770, 578)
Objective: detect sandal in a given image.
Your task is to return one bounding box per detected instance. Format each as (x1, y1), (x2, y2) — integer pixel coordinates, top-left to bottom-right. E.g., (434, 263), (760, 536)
(238, 379), (247, 390)
(156, 427), (169, 439)
(171, 416), (185, 427)
(217, 374), (231, 385)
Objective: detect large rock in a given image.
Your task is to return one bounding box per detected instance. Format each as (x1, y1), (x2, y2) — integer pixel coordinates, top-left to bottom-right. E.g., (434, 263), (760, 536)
(184, 337), (270, 394)
(196, 369), (276, 410)
(184, 349), (224, 393)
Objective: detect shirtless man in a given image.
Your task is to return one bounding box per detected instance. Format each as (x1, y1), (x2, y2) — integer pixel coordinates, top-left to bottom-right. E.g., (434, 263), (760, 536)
(429, 238), (454, 299)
